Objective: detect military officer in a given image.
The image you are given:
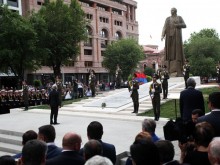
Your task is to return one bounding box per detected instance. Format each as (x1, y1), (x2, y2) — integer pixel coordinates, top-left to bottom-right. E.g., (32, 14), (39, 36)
(161, 65), (170, 99)
(156, 65), (163, 81)
(183, 59), (190, 89)
(128, 74), (139, 114)
(149, 74), (162, 121)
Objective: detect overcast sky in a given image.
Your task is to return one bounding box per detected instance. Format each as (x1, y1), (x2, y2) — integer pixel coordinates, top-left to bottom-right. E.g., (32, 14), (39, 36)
(136, 0), (220, 49)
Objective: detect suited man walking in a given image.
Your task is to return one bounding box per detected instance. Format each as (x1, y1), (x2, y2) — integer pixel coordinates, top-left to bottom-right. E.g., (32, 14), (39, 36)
(197, 92), (220, 136)
(49, 84), (61, 125)
(179, 78), (205, 122)
(46, 132), (84, 165)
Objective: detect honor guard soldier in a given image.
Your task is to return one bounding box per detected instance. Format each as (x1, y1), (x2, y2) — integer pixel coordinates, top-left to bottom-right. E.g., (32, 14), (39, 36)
(183, 59), (190, 89)
(149, 74), (162, 121)
(161, 65), (170, 99)
(0, 89), (10, 114)
(216, 61), (220, 83)
(128, 74), (139, 114)
(156, 65), (163, 81)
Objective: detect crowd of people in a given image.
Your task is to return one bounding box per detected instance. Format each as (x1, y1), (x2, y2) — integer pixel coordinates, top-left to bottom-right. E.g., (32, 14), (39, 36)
(1, 97), (220, 165)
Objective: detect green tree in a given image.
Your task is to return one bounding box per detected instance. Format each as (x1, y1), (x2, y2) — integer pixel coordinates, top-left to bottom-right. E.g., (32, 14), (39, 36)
(184, 28), (220, 77)
(103, 39), (144, 80)
(31, 0), (87, 77)
(0, 6), (39, 81)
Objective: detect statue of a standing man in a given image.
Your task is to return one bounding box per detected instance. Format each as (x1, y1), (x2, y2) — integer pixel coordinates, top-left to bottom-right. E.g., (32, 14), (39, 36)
(161, 8), (186, 77)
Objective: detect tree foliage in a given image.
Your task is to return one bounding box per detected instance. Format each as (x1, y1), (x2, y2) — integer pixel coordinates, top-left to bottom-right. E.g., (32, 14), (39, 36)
(184, 28), (220, 77)
(0, 6), (39, 81)
(31, 0), (88, 77)
(102, 39), (144, 80)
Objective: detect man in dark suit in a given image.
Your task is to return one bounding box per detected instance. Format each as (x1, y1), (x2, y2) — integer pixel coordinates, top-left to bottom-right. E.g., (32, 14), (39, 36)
(83, 121), (116, 164)
(197, 92), (220, 136)
(179, 78), (205, 122)
(21, 139), (47, 165)
(38, 125), (62, 160)
(46, 132), (84, 165)
(49, 84), (61, 125)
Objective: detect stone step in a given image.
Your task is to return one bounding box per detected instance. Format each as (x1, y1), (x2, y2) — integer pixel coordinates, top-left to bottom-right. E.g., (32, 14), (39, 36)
(0, 129), (23, 137)
(0, 151), (14, 157)
(0, 134), (22, 146)
(0, 142), (22, 154)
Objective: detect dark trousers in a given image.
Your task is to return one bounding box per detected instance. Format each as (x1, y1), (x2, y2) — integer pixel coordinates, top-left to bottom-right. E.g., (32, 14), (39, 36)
(132, 93), (139, 113)
(162, 81), (168, 99)
(50, 106), (58, 124)
(152, 95), (160, 120)
(184, 75), (189, 89)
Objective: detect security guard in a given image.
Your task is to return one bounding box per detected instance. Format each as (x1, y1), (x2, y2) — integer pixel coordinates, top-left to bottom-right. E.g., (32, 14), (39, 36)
(161, 65), (170, 99)
(129, 74), (139, 114)
(149, 74), (162, 121)
(183, 59), (190, 89)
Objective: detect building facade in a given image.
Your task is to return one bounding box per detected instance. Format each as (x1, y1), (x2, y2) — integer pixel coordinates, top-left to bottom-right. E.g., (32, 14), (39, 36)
(20, 0), (139, 85)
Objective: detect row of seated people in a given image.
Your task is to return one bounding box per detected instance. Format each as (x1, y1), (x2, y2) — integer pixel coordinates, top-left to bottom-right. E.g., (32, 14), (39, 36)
(1, 117), (220, 165)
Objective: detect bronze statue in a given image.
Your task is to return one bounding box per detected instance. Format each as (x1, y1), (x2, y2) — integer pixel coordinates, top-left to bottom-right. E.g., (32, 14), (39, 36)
(161, 7), (186, 77)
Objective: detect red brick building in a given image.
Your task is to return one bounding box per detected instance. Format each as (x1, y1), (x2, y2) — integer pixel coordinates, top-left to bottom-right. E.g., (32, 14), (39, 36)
(18, 0), (139, 84)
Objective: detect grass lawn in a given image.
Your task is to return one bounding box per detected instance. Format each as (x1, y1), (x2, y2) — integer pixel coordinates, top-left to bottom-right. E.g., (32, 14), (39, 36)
(29, 97), (88, 110)
(138, 87), (220, 119)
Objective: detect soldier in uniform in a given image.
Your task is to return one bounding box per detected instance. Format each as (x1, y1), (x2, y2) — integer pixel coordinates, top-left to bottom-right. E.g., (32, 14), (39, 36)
(161, 65), (170, 99)
(156, 65), (163, 81)
(0, 89), (10, 114)
(216, 61), (220, 84)
(183, 59), (190, 89)
(128, 73), (139, 114)
(88, 70), (96, 97)
(149, 74), (162, 121)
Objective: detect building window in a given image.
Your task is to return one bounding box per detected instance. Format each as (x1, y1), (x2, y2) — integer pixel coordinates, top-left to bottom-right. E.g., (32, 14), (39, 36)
(101, 40), (108, 48)
(115, 31), (122, 40)
(100, 29), (108, 38)
(7, 0), (18, 7)
(101, 51), (105, 56)
(85, 61), (93, 67)
(114, 20), (122, 26)
(84, 38), (92, 47)
(86, 26), (93, 36)
(86, 14), (93, 20)
(84, 49), (92, 55)
(100, 17), (109, 23)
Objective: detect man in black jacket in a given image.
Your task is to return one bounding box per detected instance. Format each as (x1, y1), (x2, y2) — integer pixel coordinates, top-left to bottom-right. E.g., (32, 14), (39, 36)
(179, 78), (205, 122)
(46, 132), (84, 165)
(49, 84), (61, 125)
